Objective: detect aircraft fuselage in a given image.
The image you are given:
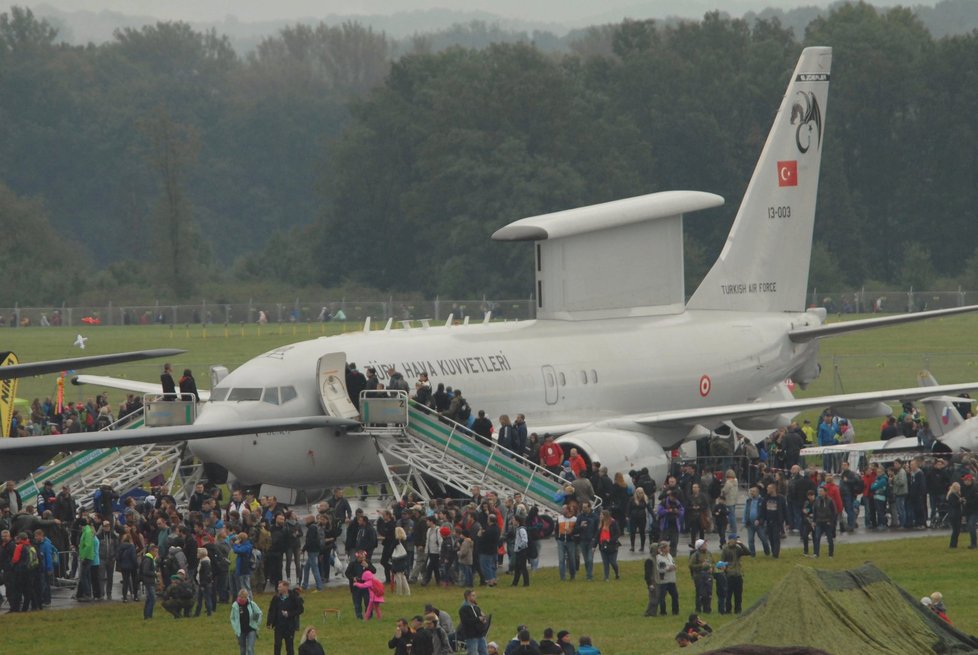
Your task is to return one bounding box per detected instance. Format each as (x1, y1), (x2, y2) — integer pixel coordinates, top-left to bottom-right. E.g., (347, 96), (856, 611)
(188, 310), (821, 488)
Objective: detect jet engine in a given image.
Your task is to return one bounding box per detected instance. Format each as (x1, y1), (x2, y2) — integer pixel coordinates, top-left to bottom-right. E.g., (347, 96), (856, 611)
(556, 426), (671, 484)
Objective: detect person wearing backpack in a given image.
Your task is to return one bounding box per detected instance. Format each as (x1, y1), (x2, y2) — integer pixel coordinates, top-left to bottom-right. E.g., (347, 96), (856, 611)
(11, 532), (38, 611)
(442, 389), (468, 423)
(195, 547), (215, 617)
(232, 532), (255, 594)
(208, 536), (231, 605)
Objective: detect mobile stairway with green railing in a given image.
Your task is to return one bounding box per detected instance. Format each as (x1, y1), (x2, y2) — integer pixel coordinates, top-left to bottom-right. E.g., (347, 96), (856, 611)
(363, 392), (595, 513)
(16, 398), (203, 511)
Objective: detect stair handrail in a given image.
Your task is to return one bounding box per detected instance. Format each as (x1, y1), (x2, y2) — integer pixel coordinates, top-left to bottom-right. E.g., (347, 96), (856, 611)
(404, 399), (570, 500)
(101, 405), (146, 431)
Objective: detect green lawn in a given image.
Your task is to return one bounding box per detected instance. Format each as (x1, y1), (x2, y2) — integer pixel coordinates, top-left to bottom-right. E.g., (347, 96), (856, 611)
(2, 537), (974, 654)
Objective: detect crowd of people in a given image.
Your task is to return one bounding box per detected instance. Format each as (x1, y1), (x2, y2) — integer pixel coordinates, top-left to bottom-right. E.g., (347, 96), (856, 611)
(2, 372), (976, 653)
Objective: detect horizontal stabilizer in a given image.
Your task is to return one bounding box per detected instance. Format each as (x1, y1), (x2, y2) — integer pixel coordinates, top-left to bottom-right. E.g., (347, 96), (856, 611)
(788, 305), (978, 342)
(1, 349), (186, 380)
(72, 374), (209, 401)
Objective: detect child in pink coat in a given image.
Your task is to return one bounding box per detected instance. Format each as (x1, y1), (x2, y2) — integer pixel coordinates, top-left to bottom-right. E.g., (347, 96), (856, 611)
(353, 569), (385, 620)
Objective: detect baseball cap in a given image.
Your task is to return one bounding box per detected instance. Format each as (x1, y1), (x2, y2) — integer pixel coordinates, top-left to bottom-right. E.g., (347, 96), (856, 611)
(694, 539), (705, 550)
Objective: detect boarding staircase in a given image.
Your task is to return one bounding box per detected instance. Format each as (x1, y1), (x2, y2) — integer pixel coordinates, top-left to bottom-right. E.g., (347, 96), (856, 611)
(16, 399), (203, 511)
(363, 392), (593, 513)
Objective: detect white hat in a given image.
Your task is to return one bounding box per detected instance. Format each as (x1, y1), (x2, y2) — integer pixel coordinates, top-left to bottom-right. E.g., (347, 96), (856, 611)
(921, 597), (933, 607)
(101, 479), (111, 486)
(694, 539), (706, 550)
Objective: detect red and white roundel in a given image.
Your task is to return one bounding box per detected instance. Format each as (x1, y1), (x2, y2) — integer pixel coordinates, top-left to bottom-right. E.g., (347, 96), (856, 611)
(699, 374), (712, 397)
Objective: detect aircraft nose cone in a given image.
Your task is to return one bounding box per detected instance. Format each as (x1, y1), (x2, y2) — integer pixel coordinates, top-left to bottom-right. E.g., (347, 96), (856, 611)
(194, 403), (243, 425)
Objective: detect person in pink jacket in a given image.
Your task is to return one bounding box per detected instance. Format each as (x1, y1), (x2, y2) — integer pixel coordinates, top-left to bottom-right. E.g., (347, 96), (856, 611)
(353, 569), (385, 620)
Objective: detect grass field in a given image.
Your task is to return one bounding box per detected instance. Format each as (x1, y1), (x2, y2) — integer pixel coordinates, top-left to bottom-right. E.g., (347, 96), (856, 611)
(1, 536), (973, 654)
(3, 314), (978, 652)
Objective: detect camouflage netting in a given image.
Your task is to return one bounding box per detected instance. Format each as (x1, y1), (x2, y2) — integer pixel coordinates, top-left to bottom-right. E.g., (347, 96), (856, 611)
(687, 564), (978, 655)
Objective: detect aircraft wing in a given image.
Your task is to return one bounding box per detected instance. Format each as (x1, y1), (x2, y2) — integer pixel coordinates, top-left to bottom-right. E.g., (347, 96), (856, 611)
(788, 305), (978, 342)
(0, 349), (186, 379)
(800, 441), (891, 455)
(0, 415), (358, 479)
(71, 374), (210, 401)
(624, 382), (978, 429)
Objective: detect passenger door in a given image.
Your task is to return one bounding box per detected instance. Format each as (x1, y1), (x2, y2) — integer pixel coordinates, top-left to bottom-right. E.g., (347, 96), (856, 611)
(316, 353), (360, 420)
(541, 365), (558, 406)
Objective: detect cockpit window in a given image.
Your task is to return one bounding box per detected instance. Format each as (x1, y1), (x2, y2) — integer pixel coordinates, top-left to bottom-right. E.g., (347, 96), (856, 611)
(262, 387), (280, 405)
(280, 386), (298, 403)
(227, 387), (262, 401)
(210, 388), (229, 402)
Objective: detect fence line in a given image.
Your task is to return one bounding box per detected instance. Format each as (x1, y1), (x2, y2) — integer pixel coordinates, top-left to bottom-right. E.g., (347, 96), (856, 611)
(810, 288), (971, 313)
(0, 297), (537, 327)
(3, 288), (977, 327)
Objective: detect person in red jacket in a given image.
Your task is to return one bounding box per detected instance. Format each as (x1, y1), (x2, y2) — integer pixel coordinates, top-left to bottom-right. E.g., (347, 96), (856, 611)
(822, 475), (844, 522)
(540, 435), (564, 475)
(861, 466), (878, 529)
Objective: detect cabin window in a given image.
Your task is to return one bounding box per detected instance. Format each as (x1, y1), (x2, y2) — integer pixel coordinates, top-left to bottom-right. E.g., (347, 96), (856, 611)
(210, 388), (229, 402)
(227, 387), (262, 401)
(280, 386), (298, 403)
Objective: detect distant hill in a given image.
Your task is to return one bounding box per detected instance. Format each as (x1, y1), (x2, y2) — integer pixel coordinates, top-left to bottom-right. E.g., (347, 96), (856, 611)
(22, 0), (978, 52)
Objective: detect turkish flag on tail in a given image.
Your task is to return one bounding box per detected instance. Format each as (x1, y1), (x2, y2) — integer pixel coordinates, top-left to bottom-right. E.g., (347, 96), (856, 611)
(777, 160), (798, 187)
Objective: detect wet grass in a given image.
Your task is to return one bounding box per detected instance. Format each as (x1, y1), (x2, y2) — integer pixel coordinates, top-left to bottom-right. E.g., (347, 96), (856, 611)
(2, 536), (974, 654)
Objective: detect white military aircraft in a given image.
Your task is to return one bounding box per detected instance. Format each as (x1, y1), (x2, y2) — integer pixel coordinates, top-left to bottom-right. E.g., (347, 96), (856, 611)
(3, 46), (978, 491)
(802, 371), (978, 458)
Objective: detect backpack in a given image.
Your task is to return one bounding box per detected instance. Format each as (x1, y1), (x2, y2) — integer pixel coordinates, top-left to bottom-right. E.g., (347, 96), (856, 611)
(371, 577), (384, 596)
(250, 548), (262, 569)
(206, 542), (228, 571)
(25, 545), (39, 570)
(458, 399), (471, 422)
(166, 551), (180, 575)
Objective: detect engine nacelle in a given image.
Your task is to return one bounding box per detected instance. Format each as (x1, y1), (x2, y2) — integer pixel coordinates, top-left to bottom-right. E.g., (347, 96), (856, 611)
(557, 427), (670, 484)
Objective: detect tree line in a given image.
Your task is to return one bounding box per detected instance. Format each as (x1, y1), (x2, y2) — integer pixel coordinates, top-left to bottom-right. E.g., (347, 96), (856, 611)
(0, 3), (976, 304)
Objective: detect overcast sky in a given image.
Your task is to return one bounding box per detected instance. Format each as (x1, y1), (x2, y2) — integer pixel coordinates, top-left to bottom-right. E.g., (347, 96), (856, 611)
(11, 0), (937, 26)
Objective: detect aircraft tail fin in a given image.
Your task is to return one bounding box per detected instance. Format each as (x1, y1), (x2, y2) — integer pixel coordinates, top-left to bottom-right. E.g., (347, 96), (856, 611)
(0, 352), (19, 438)
(917, 369), (967, 437)
(687, 46), (832, 313)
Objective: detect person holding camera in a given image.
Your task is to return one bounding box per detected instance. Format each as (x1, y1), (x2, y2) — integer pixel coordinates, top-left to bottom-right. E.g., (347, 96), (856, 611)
(719, 537), (749, 614)
(656, 541), (679, 616)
